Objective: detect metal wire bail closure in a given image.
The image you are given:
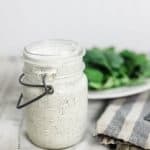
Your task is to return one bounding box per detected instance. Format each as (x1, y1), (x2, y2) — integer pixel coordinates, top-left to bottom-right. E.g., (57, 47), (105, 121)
(16, 73), (54, 109)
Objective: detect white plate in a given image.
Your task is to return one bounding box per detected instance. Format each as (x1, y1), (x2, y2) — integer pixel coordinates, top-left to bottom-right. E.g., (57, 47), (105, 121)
(88, 79), (150, 100)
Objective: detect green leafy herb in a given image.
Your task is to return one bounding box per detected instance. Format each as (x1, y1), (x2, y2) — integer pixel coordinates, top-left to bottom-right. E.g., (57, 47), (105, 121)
(85, 67), (103, 89)
(84, 47), (150, 90)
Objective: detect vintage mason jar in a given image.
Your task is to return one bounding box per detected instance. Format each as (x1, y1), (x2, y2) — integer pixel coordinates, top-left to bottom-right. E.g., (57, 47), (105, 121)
(17, 40), (88, 149)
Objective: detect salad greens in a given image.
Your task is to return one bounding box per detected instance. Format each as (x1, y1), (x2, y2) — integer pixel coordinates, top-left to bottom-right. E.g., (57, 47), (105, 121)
(84, 47), (150, 90)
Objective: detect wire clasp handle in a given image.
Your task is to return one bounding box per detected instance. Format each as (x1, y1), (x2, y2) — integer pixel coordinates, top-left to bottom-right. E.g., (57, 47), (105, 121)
(16, 73), (54, 109)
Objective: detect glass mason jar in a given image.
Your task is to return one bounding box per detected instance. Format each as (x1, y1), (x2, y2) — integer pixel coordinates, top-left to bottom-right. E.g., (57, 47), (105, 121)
(17, 40), (88, 149)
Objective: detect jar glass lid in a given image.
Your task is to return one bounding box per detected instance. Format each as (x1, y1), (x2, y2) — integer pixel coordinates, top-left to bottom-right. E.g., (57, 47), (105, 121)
(23, 39), (85, 66)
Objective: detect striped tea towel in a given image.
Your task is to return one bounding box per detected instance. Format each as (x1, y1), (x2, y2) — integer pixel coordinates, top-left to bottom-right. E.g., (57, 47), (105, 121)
(96, 92), (150, 150)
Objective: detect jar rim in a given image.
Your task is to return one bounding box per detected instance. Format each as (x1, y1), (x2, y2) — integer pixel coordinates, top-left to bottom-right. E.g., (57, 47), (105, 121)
(23, 39), (85, 66)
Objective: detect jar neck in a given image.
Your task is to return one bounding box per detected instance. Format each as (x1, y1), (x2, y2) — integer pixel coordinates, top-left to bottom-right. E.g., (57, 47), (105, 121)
(23, 59), (85, 80)
(23, 40), (85, 67)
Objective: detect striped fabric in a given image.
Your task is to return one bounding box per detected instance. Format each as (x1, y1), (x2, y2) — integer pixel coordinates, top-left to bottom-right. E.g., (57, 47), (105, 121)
(96, 92), (150, 150)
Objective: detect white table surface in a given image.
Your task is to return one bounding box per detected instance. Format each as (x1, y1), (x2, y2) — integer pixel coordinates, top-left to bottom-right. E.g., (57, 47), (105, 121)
(0, 58), (108, 150)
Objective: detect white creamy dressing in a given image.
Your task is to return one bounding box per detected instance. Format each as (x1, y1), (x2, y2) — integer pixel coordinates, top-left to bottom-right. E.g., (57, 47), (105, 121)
(22, 40), (88, 149)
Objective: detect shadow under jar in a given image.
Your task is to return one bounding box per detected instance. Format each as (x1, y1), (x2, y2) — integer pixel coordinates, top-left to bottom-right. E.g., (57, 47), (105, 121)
(18, 40), (88, 149)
